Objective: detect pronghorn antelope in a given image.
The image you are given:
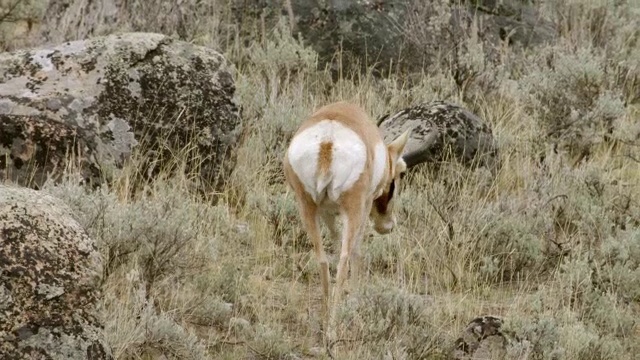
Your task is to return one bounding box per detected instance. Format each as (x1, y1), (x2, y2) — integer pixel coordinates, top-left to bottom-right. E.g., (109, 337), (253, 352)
(283, 101), (410, 328)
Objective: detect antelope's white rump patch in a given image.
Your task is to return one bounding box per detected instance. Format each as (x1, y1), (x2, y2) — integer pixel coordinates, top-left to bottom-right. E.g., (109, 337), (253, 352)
(287, 120), (367, 203)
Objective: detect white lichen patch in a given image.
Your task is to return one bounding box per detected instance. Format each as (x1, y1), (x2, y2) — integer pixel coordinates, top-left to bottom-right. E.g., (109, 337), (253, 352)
(36, 283), (65, 300)
(0, 285), (13, 310)
(30, 49), (55, 72)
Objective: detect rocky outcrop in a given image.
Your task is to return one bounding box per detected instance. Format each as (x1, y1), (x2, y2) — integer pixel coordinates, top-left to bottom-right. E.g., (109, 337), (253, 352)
(231, 0), (557, 75)
(4, 1), (556, 76)
(0, 32), (241, 190)
(377, 101), (499, 172)
(0, 184), (111, 359)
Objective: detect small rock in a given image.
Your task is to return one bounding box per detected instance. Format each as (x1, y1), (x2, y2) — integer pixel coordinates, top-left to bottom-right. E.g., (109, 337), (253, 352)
(452, 316), (506, 359)
(452, 315), (531, 360)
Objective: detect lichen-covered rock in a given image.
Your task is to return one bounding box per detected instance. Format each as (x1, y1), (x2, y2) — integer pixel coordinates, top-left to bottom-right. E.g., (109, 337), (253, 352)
(3, 1), (557, 76)
(377, 101), (499, 172)
(230, 0), (410, 75)
(0, 32), (241, 190)
(230, 0), (556, 75)
(0, 114), (101, 188)
(0, 184), (111, 359)
(452, 316), (532, 360)
(452, 316), (507, 359)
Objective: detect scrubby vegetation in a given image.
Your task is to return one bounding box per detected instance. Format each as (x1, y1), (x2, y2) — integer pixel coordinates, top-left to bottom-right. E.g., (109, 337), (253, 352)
(3, 0), (639, 358)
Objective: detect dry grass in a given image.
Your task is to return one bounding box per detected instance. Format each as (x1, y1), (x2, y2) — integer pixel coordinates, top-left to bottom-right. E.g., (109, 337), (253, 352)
(4, 0), (640, 359)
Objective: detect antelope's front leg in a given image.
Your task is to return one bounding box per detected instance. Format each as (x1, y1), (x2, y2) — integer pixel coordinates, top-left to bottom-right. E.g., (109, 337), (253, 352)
(332, 201), (366, 311)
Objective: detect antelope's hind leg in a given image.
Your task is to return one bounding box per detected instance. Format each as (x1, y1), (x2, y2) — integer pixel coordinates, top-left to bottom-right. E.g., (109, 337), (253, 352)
(296, 196), (331, 329)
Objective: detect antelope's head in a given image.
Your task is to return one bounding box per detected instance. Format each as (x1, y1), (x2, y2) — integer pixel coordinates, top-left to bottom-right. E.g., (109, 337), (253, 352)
(370, 130), (410, 234)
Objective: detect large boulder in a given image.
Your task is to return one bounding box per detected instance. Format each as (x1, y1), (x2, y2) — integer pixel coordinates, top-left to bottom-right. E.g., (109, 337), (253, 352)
(0, 32), (241, 190)
(230, 0), (556, 75)
(0, 184), (111, 359)
(230, 0), (412, 75)
(3, 1), (556, 76)
(377, 101), (499, 172)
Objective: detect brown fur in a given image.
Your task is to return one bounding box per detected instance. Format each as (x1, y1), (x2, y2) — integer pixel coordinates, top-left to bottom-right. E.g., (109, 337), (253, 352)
(317, 141), (333, 175)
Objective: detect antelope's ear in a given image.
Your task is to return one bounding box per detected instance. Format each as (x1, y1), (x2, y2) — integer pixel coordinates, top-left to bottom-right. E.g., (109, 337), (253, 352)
(388, 129), (410, 162)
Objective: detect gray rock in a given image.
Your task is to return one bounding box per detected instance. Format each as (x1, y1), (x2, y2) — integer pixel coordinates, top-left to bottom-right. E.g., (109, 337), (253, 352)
(5, 1), (557, 77)
(453, 316), (507, 360)
(377, 101), (499, 172)
(0, 184), (111, 359)
(452, 316), (532, 360)
(0, 32), (241, 191)
(230, 0), (411, 75)
(229, 0), (556, 75)
(463, 0), (557, 48)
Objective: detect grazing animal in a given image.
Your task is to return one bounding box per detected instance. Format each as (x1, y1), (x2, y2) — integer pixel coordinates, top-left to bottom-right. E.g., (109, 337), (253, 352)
(283, 101), (410, 329)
